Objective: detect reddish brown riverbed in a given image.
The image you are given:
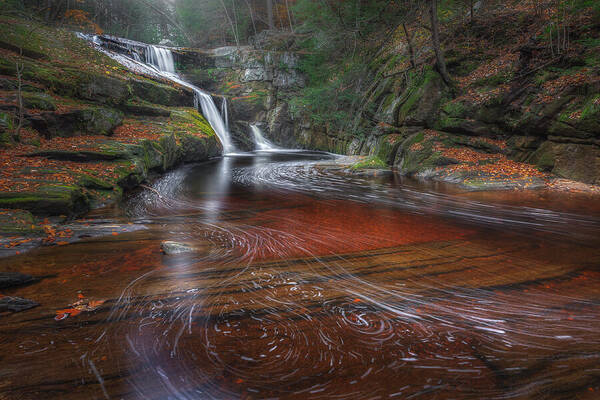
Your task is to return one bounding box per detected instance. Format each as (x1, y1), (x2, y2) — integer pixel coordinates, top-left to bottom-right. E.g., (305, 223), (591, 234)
(1, 152), (599, 399)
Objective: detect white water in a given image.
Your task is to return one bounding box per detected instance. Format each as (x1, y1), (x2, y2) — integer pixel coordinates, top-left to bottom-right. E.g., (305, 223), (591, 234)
(251, 124), (278, 151)
(146, 46), (176, 74)
(81, 37), (236, 154)
(221, 97), (229, 131)
(144, 45), (234, 153)
(194, 91), (234, 152)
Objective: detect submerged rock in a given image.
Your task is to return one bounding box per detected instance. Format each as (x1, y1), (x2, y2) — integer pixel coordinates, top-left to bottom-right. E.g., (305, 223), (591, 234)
(161, 241), (196, 255)
(0, 272), (36, 289)
(0, 296), (39, 313)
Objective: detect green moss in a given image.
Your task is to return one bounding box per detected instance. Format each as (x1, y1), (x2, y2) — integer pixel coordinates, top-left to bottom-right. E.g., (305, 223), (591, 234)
(442, 100), (466, 118)
(350, 156), (387, 170)
(22, 92), (55, 111)
(79, 175), (114, 190)
(472, 71), (514, 87)
(0, 185), (89, 216)
(171, 109), (215, 137)
(0, 209), (44, 234)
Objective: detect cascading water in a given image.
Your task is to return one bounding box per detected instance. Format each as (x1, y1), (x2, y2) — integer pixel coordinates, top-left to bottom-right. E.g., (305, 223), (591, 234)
(194, 91), (233, 152)
(221, 97), (229, 131)
(250, 124), (278, 151)
(143, 45), (234, 153)
(81, 36), (236, 154)
(145, 45), (176, 74)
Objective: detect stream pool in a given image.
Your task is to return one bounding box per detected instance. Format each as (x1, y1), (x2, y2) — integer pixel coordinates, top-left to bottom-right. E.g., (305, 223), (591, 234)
(1, 151), (599, 399)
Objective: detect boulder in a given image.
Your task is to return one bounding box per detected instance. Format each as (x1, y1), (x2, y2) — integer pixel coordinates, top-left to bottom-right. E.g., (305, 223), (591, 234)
(0, 272), (36, 289)
(0, 296), (39, 313)
(0, 185), (90, 216)
(30, 107), (123, 138)
(161, 241), (196, 255)
(130, 79), (193, 107)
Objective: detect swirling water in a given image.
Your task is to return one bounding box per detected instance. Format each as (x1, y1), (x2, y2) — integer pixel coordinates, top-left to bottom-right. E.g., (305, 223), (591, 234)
(1, 151), (599, 400)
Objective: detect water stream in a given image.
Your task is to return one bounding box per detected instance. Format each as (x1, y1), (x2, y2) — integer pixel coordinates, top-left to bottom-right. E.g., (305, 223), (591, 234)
(81, 37), (237, 154)
(1, 152), (599, 399)
(250, 124), (278, 151)
(2, 35), (600, 400)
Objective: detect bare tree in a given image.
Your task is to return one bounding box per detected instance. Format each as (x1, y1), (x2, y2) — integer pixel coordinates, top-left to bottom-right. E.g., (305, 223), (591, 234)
(428, 0), (452, 85)
(402, 23), (416, 69)
(13, 61), (24, 142)
(285, 0), (294, 33)
(219, 0), (240, 46)
(267, 0), (274, 30)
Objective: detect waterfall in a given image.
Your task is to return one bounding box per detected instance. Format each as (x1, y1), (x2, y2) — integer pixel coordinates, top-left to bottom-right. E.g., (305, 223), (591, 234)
(145, 45), (175, 74)
(221, 97), (229, 131)
(250, 124), (278, 151)
(80, 35), (236, 154)
(142, 46), (233, 152)
(195, 91), (233, 153)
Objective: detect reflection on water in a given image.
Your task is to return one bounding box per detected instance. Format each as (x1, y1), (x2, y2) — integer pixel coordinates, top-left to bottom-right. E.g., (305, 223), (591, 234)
(1, 151), (599, 400)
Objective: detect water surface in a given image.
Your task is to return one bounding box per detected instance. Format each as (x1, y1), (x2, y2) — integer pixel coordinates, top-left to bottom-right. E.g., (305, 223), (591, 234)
(1, 152), (599, 399)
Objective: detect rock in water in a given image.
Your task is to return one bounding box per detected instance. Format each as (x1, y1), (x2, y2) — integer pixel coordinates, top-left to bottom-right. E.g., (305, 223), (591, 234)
(0, 296), (39, 313)
(161, 241), (195, 255)
(0, 272), (35, 289)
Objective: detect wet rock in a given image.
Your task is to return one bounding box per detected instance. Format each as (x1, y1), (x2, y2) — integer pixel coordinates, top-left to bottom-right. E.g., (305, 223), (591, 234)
(0, 272), (35, 289)
(0, 296), (39, 313)
(0, 272), (36, 289)
(161, 241), (196, 255)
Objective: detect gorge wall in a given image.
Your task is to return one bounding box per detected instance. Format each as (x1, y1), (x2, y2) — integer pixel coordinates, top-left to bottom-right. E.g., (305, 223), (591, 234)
(176, 9), (600, 186)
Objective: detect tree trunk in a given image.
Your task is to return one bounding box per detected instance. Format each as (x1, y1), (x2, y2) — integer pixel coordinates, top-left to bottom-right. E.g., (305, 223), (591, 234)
(267, 0), (274, 30)
(402, 23), (416, 69)
(470, 0), (474, 23)
(285, 0), (294, 33)
(45, 0), (52, 22)
(429, 0), (452, 85)
(244, 0), (258, 38)
(219, 0), (240, 46)
(14, 61), (24, 142)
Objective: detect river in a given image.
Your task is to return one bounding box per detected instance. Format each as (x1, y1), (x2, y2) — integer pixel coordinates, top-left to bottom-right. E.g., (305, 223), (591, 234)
(1, 151), (599, 399)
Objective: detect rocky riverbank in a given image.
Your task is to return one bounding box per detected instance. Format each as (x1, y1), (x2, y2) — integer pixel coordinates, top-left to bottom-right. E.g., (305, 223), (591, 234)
(0, 16), (220, 257)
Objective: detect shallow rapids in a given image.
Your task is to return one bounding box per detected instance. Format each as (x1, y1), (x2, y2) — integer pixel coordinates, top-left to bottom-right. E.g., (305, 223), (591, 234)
(1, 151), (599, 400)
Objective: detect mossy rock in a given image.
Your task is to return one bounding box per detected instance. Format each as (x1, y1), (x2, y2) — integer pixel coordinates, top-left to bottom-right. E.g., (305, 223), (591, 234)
(22, 92), (56, 111)
(397, 69), (448, 128)
(79, 175), (114, 190)
(375, 134), (404, 165)
(0, 209), (44, 235)
(0, 39), (47, 60)
(0, 185), (89, 216)
(121, 101), (171, 117)
(26, 149), (128, 161)
(170, 109), (215, 136)
(350, 156), (387, 170)
(31, 107), (123, 138)
(395, 132), (458, 175)
(0, 77), (42, 92)
(179, 134), (221, 163)
(130, 79), (192, 107)
(19, 63), (131, 106)
(0, 112), (13, 132)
